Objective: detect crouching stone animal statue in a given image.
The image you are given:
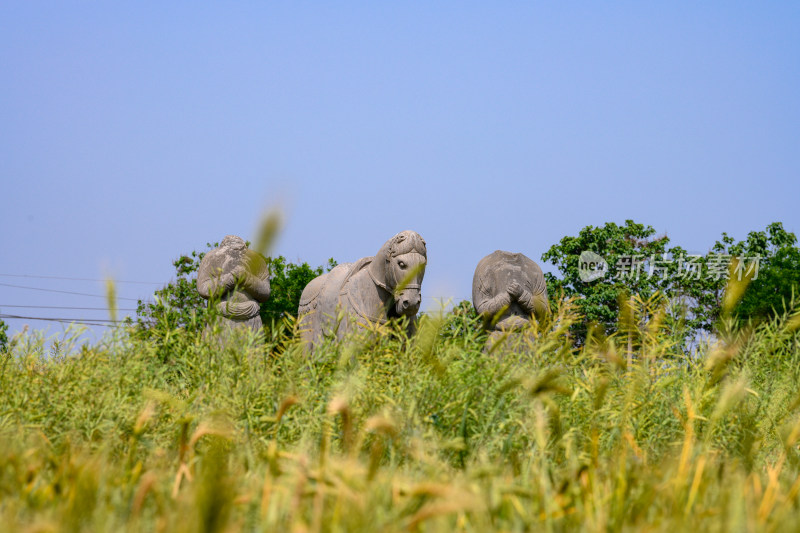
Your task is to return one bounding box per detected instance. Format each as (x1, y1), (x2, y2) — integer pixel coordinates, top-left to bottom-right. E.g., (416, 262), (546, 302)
(298, 230), (427, 351)
(472, 250), (549, 351)
(196, 235), (271, 334)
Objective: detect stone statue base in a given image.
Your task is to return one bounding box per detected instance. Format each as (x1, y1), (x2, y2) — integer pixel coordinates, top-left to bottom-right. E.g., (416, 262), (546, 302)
(202, 315), (265, 346)
(214, 314), (263, 333)
(484, 316), (537, 355)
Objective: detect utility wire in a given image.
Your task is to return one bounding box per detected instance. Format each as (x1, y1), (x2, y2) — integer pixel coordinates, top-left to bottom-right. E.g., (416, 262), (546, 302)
(0, 282), (142, 301)
(0, 273), (162, 285)
(0, 282), (463, 304)
(0, 304), (138, 311)
(0, 314), (118, 327)
(0, 275), (465, 301)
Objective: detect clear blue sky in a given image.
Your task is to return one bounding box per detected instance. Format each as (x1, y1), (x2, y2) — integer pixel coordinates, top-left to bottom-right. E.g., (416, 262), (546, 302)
(2, 2), (799, 340)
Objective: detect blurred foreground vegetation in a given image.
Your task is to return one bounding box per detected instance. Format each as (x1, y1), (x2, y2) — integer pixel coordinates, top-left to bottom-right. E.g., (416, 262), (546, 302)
(2, 291), (800, 532)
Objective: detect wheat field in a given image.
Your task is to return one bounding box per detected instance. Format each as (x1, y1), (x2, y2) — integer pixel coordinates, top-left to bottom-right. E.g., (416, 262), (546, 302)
(1, 295), (800, 532)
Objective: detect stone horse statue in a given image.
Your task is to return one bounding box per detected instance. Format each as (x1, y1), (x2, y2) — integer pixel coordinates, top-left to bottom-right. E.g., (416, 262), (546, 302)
(472, 250), (549, 351)
(298, 230), (427, 350)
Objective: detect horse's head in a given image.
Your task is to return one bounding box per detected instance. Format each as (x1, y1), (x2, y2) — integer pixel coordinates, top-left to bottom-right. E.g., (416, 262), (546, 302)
(374, 230), (427, 317)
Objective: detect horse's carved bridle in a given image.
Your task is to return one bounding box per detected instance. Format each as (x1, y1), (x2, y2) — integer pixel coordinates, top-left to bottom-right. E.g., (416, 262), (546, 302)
(381, 234), (425, 294)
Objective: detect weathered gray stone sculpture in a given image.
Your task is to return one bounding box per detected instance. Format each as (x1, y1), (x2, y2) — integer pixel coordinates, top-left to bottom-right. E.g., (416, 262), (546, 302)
(298, 230), (427, 350)
(472, 250), (549, 350)
(197, 235), (271, 333)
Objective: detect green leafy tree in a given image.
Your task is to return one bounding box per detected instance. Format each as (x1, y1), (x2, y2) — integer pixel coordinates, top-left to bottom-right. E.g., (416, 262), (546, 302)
(541, 220), (674, 340)
(710, 222), (799, 324)
(259, 256), (337, 326)
(0, 317), (8, 352)
(135, 250), (208, 335)
(672, 222), (799, 334)
(542, 220), (798, 344)
(736, 246), (800, 322)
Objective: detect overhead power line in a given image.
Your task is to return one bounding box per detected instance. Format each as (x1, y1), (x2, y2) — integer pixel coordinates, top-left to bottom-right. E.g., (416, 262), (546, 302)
(0, 275), (466, 302)
(0, 273), (162, 285)
(0, 304), (138, 311)
(0, 282), (141, 301)
(0, 313), (118, 327)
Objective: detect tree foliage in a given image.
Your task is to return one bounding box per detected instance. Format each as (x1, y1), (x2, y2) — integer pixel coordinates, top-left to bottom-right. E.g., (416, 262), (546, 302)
(541, 220), (674, 340)
(542, 220), (798, 343)
(135, 250), (208, 336)
(259, 256), (337, 327)
(0, 317), (8, 353)
(718, 222), (799, 324)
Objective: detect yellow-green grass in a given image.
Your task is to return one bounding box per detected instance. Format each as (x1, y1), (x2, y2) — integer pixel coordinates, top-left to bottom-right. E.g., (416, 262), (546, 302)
(1, 297), (800, 532)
